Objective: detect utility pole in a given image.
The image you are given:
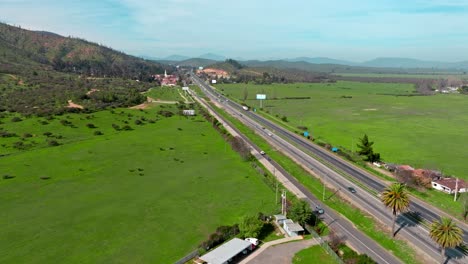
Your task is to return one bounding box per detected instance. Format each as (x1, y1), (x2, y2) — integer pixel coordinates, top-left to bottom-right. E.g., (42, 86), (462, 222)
(454, 178), (459, 202)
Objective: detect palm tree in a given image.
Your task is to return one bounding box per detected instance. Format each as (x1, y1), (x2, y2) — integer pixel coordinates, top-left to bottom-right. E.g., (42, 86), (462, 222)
(429, 217), (463, 260)
(381, 183), (410, 237)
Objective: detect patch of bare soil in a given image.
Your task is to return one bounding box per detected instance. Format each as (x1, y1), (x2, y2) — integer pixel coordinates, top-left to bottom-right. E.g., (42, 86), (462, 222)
(67, 100), (84, 109)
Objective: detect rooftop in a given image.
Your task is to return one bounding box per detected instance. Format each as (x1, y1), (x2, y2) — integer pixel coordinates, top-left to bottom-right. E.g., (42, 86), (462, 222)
(433, 178), (466, 190)
(284, 222), (305, 232)
(199, 238), (251, 264)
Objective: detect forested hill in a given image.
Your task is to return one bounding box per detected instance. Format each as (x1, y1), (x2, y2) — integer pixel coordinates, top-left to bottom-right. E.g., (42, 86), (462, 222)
(0, 23), (165, 79)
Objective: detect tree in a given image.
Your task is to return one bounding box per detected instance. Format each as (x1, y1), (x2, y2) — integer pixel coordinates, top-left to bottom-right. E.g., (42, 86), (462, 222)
(288, 200), (312, 226)
(429, 217), (463, 261)
(381, 183), (410, 237)
(357, 134), (381, 162)
(238, 215), (263, 238)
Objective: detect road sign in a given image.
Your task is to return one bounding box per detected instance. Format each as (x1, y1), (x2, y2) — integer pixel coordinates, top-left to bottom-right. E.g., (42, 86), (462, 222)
(256, 94), (266, 100)
(182, 87), (189, 91)
(303, 131), (309, 137)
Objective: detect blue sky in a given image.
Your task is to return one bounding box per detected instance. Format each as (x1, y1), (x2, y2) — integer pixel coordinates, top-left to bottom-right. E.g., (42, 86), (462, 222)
(1, 0), (468, 61)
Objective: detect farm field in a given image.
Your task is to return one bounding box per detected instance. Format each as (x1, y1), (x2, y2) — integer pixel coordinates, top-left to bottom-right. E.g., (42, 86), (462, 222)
(0, 107), (277, 263)
(144, 87), (184, 101)
(218, 81), (468, 180)
(333, 72), (468, 79)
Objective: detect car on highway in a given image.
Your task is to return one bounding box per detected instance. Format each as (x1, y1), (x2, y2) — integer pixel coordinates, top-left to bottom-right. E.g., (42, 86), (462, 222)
(267, 133), (272, 136)
(315, 206), (324, 214)
(348, 187), (357, 193)
(260, 151), (266, 155)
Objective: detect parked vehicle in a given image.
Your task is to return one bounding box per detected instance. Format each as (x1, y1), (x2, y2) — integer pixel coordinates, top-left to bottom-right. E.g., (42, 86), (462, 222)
(242, 106), (249, 111)
(245, 238), (259, 246)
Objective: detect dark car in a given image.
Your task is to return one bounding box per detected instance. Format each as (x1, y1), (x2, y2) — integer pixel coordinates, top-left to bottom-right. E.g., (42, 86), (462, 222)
(348, 187), (357, 193)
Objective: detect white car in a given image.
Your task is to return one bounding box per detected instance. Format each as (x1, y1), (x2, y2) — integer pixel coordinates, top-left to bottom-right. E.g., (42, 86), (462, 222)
(245, 238), (259, 246)
(260, 151), (266, 155)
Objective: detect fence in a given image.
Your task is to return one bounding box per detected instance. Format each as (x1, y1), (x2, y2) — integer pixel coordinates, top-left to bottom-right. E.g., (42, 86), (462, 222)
(174, 248), (199, 264)
(304, 224), (344, 264)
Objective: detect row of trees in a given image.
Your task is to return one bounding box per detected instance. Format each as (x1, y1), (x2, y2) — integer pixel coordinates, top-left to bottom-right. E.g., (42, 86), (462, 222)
(381, 183), (463, 261)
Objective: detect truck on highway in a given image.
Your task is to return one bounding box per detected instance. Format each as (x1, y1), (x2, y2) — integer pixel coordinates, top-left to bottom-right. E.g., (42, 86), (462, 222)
(242, 106), (249, 111)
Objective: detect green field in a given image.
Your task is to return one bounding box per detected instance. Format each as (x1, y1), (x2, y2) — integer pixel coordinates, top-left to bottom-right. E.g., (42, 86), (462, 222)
(333, 72), (468, 79)
(144, 87), (184, 101)
(218, 81), (468, 180)
(0, 107), (277, 263)
(293, 245), (338, 264)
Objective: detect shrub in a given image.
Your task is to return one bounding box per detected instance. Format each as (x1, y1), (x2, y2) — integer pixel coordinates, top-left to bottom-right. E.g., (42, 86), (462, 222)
(11, 116), (22, 122)
(43, 132), (53, 137)
(122, 125), (132, 131)
(47, 140), (60, 146)
(112, 124), (121, 131)
(86, 123), (97, 128)
(40, 176), (51, 180)
(3, 174), (15, 179)
(134, 119), (143, 125)
(93, 131), (103, 135)
(22, 133), (33, 138)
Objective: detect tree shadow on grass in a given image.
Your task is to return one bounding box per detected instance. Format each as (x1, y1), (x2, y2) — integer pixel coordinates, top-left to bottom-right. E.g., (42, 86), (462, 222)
(257, 222), (276, 240)
(394, 211), (423, 236)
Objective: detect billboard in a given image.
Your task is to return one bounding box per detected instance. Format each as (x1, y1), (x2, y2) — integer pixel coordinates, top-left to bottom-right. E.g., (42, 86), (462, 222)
(182, 86), (189, 91)
(211, 80), (217, 84)
(256, 94), (266, 100)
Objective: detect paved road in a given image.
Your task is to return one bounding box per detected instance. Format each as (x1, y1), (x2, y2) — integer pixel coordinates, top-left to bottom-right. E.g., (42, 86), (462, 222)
(190, 73), (467, 263)
(189, 78), (403, 264)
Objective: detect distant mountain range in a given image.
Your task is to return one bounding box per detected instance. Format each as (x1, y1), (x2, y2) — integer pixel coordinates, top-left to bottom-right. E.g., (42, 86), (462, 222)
(150, 53), (468, 70)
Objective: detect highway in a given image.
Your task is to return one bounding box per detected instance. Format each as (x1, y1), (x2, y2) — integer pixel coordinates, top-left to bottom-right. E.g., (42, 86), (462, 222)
(190, 73), (467, 263)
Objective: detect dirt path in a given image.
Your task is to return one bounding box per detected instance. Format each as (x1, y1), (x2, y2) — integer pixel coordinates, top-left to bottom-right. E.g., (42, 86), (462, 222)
(66, 100), (84, 109)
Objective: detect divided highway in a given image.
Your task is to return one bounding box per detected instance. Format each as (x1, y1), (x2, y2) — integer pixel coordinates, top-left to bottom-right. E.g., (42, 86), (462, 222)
(190, 73), (467, 263)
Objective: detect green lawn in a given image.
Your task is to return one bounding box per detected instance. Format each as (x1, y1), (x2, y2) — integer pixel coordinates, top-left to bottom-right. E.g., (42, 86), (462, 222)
(0, 107), (277, 263)
(293, 245), (338, 264)
(333, 72), (468, 79)
(144, 87), (183, 101)
(218, 81), (468, 181)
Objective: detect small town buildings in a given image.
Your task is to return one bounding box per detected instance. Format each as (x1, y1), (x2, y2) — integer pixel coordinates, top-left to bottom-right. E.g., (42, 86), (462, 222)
(153, 70), (178, 86)
(199, 238), (253, 264)
(431, 178), (467, 194)
(282, 219), (305, 237)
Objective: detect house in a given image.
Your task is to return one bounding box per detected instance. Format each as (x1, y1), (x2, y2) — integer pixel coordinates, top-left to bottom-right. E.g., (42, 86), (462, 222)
(282, 219), (304, 237)
(199, 238), (253, 264)
(182, 109), (195, 116)
(274, 214), (287, 225)
(432, 178), (467, 194)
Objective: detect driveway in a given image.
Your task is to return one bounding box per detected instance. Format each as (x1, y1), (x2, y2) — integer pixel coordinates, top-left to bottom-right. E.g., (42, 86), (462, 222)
(247, 239), (321, 264)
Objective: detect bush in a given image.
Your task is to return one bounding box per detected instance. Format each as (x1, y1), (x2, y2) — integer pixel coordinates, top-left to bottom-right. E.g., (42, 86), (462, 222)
(93, 130), (103, 135)
(47, 140), (60, 146)
(11, 116), (22, 122)
(86, 123), (97, 128)
(122, 125), (133, 131)
(3, 174), (15, 179)
(134, 119), (143, 125)
(22, 133), (33, 138)
(112, 124), (121, 131)
(43, 132), (53, 137)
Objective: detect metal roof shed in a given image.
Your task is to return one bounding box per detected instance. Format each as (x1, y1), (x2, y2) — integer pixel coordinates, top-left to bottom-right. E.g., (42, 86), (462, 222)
(200, 238), (252, 264)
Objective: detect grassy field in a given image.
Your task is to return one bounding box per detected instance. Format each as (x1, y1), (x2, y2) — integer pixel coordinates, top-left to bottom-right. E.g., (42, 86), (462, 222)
(218, 81), (468, 181)
(144, 87), (183, 101)
(333, 72), (468, 79)
(293, 245), (338, 264)
(0, 106), (277, 263)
